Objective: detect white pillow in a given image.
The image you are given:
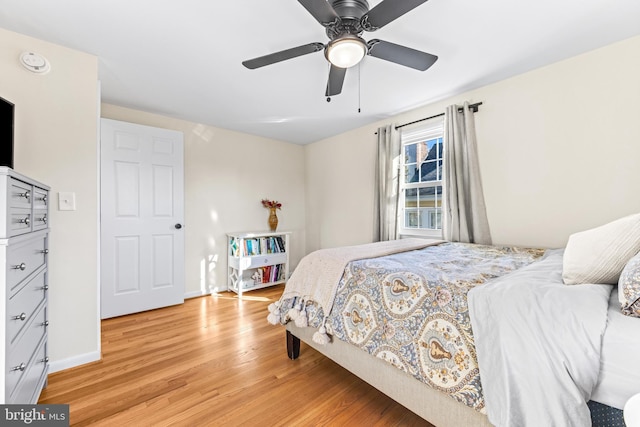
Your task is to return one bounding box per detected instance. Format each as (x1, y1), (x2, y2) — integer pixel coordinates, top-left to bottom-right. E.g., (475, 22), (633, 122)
(563, 213), (640, 285)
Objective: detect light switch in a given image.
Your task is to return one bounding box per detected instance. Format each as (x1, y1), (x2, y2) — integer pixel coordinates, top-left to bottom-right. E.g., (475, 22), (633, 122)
(58, 192), (76, 211)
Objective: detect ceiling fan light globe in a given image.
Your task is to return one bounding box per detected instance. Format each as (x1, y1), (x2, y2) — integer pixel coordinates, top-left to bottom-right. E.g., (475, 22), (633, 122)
(326, 37), (367, 68)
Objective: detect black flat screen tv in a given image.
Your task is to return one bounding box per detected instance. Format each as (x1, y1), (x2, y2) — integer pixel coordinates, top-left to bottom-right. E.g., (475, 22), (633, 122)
(0, 96), (14, 168)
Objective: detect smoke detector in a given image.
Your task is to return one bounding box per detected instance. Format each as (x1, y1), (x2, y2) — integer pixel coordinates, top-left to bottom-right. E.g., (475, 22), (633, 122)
(20, 52), (51, 74)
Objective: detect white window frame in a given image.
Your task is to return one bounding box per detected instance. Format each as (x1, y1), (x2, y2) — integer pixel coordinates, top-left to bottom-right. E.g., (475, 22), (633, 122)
(398, 117), (445, 239)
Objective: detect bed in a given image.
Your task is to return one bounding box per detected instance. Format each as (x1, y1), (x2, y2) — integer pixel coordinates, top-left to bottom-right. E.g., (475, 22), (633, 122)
(268, 224), (640, 426)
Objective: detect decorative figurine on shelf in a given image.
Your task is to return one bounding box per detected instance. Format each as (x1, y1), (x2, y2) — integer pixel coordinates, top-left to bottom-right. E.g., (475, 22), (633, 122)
(251, 270), (262, 284)
(261, 198), (282, 231)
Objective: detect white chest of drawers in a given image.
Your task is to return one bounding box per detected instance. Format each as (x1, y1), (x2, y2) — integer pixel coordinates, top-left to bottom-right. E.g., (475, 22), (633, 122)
(0, 167), (50, 404)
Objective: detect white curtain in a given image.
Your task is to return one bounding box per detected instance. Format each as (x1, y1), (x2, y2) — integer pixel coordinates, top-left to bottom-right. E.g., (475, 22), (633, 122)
(443, 102), (492, 244)
(373, 125), (401, 242)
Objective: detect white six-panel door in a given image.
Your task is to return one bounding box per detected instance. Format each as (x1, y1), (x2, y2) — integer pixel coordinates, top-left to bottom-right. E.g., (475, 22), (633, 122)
(100, 118), (184, 319)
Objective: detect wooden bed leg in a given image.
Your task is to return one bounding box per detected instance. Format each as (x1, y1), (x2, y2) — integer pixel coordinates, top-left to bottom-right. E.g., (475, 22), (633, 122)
(286, 330), (300, 360)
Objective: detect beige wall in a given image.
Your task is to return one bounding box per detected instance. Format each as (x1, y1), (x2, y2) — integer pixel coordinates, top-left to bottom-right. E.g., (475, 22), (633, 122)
(101, 105), (307, 297)
(0, 28), (100, 368)
(305, 35), (640, 251)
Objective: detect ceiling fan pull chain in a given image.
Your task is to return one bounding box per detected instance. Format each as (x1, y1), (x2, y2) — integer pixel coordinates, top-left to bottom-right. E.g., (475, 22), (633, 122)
(326, 62), (332, 103)
(358, 62), (361, 113)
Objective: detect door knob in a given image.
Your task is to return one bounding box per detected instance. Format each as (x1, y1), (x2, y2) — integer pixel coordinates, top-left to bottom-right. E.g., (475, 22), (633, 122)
(175, 223), (182, 229)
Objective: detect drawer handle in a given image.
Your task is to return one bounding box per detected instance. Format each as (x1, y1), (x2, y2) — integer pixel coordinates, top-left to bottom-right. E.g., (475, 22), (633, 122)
(40, 357), (49, 364)
(41, 194), (47, 204)
(42, 284), (49, 291)
(43, 320), (50, 327)
(19, 217), (30, 226)
(13, 312), (27, 321)
(13, 263), (27, 271)
(42, 249), (49, 255)
(12, 363), (27, 372)
(38, 214), (47, 224)
(18, 190), (31, 199)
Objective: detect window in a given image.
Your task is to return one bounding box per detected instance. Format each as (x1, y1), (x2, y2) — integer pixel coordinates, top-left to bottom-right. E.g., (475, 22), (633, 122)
(399, 118), (444, 237)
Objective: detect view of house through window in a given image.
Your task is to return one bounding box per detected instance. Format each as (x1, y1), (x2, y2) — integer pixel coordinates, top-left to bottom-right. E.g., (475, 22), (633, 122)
(399, 118), (444, 236)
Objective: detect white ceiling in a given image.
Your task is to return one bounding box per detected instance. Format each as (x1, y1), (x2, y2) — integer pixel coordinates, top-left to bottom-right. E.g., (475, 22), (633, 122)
(1, 0), (639, 144)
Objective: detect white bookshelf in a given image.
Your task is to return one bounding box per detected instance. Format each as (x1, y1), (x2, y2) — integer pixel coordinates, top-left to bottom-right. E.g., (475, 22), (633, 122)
(227, 231), (291, 297)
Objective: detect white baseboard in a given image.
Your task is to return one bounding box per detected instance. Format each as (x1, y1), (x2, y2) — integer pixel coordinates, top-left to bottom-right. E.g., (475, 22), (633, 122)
(184, 287), (229, 299)
(49, 351), (101, 374)
(184, 290), (211, 299)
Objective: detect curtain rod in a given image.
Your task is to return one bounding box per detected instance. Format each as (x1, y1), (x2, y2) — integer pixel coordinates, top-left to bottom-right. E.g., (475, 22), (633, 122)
(395, 102), (483, 130)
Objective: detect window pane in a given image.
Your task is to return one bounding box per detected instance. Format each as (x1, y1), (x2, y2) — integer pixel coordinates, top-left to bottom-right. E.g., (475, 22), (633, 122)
(420, 161), (437, 182)
(419, 187), (436, 207)
(405, 165), (419, 183)
(434, 185), (442, 229)
(404, 188), (417, 208)
(404, 143), (417, 164)
(437, 159), (443, 181)
(416, 141), (427, 163)
(425, 139), (440, 161)
(405, 209), (419, 228)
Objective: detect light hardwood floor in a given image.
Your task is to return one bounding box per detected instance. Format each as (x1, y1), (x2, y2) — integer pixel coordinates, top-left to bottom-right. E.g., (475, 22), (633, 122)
(39, 285), (433, 426)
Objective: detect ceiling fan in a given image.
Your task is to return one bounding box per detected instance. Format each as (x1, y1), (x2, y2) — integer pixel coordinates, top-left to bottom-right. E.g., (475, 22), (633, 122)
(242, 0), (438, 98)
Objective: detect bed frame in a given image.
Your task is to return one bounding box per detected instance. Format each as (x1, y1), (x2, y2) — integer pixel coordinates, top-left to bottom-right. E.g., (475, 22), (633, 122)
(286, 324), (491, 427)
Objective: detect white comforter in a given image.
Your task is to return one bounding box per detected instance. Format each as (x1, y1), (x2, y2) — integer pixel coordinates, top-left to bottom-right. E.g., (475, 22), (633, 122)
(468, 249), (612, 427)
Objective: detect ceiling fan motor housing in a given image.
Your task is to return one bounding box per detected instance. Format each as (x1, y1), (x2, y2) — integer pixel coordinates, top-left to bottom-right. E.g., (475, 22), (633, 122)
(326, 0), (370, 40)
(330, 0), (369, 19)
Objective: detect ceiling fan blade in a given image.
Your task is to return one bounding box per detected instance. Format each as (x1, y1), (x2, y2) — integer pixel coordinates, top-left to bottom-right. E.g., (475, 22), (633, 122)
(298, 0), (340, 26)
(361, 0), (429, 31)
(325, 65), (347, 96)
(242, 43), (325, 69)
(367, 39), (437, 71)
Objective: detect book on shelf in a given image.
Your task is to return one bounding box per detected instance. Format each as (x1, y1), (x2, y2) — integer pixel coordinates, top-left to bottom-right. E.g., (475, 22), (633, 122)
(252, 264), (284, 284)
(229, 234), (287, 276)
(269, 237), (283, 253)
(244, 238), (262, 256)
(235, 236), (285, 256)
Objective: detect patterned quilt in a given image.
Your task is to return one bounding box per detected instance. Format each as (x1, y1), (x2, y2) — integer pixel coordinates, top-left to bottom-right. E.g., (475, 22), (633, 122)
(276, 242), (545, 412)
